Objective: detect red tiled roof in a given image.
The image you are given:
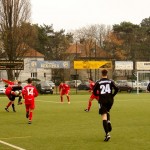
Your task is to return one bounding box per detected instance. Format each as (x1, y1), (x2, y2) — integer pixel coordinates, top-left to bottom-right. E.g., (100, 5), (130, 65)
(23, 48), (44, 57)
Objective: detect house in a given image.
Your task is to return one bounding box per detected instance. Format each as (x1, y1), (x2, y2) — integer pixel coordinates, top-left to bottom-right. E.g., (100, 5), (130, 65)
(0, 48), (52, 82)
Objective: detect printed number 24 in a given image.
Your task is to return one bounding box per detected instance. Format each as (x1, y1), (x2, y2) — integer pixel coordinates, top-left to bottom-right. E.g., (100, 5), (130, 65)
(100, 84), (111, 94)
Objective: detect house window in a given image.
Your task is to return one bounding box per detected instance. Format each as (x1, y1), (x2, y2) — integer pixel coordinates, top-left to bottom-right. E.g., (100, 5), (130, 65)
(44, 73), (46, 77)
(31, 72), (37, 78)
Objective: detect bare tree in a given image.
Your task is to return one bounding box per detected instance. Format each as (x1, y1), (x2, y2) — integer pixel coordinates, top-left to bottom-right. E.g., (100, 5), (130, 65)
(73, 24), (111, 47)
(0, 0), (34, 80)
(72, 24), (112, 79)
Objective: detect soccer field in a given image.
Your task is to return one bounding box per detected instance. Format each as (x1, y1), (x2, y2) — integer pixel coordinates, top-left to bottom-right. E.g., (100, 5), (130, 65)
(0, 93), (150, 150)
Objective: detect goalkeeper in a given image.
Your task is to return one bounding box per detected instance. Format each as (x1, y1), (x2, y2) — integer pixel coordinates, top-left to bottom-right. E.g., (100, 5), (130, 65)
(5, 81), (22, 112)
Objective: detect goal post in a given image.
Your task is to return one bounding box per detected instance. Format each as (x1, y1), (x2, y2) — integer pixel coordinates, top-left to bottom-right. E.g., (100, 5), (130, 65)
(136, 71), (150, 94)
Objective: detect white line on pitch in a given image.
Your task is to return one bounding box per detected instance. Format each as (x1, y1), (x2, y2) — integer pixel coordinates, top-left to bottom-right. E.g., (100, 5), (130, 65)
(0, 136), (31, 140)
(0, 140), (26, 150)
(36, 100), (86, 103)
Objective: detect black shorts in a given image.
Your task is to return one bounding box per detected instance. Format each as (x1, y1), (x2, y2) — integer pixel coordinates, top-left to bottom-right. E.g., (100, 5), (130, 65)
(9, 95), (16, 101)
(99, 98), (114, 115)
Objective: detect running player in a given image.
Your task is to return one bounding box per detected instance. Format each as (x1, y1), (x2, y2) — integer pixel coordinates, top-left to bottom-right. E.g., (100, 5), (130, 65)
(22, 78), (38, 124)
(59, 82), (70, 104)
(84, 78), (99, 112)
(93, 69), (118, 142)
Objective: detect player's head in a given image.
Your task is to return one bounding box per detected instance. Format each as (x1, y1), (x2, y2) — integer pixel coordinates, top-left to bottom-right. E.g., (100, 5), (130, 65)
(101, 69), (108, 77)
(88, 77), (93, 82)
(27, 78), (32, 84)
(18, 81), (22, 86)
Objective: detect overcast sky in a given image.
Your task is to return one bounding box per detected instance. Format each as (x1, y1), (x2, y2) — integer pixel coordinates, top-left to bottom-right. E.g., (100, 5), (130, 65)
(31, 0), (150, 32)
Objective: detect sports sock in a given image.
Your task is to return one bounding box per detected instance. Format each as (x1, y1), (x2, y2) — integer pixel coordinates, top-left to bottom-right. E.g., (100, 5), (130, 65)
(18, 96), (22, 103)
(103, 120), (109, 135)
(12, 104), (15, 111)
(67, 96), (70, 102)
(6, 102), (12, 108)
(107, 112), (110, 121)
(29, 112), (33, 121)
(61, 96), (63, 102)
(88, 101), (92, 110)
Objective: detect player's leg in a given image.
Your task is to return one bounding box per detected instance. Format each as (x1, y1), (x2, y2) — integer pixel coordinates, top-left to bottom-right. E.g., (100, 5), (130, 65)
(11, 100), (16, 112)
(107, 112), (112, 132)
(99, 104), (110, 141)
(28, 103), (35, 124)
(60, 92), (64, 103)
(66, 93), (70, 104)
(107, 101), (113, 132)
(85, 94), (94, 112)
(25, 104), (30, 118)
(5, 95), (13, 112)
(18, 95), (22, 105)
(28, 109), (33, 124)
(5, 100), (12, 112)
(102, 113), (110, 141)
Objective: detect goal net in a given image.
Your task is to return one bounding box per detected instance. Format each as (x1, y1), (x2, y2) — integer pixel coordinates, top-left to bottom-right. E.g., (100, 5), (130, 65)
(136, 71), (150, 94)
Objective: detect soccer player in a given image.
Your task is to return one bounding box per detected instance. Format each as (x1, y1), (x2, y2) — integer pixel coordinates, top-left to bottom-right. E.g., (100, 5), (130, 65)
(22, 78), (38, 124)
(59, 82), (70, 104)
(2, 78), (23, 104)
(84, 78), (99, 112)
(5, 80), (22, 112)
(93, 69), (118, 142)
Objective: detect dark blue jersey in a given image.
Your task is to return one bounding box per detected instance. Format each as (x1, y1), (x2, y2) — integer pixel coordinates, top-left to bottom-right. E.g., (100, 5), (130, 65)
(93, 78), (118, 102)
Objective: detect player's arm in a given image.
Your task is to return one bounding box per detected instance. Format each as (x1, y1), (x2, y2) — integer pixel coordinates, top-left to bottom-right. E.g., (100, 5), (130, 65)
(22, 88), (27, 98)
(34, 87), (38, 97)
(93, 82), (99, 96)
(112, 81), (119, 97)
(1, 78), (14, 85)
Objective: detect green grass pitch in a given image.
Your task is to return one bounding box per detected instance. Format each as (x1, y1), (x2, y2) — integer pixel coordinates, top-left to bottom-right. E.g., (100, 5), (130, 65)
(0, 92), (150, 150)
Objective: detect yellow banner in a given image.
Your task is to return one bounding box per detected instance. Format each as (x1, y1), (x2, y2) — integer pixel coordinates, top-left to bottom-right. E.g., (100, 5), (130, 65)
(74, 61), (112, 69)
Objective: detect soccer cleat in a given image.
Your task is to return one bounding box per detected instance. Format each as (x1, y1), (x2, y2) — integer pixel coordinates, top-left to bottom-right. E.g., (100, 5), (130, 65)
(5, 108), (9, 112)
(68, 102), (70, 104)
(84, 109), (89, 112)
(28, 120), (32, 124)
(104, 133), (111, 142)
(13, 109), (16, 112)
(26, 112), (29, 118)
(107, 121), (112, 132)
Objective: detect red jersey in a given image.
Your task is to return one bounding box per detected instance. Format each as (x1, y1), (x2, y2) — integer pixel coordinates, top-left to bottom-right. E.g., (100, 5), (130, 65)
(5, 86), (12, 97)
(59, 83), (70, 92)
(22, 84), (38, 104)
(89, 81), (99, 100)
(89, 82), (95, 92)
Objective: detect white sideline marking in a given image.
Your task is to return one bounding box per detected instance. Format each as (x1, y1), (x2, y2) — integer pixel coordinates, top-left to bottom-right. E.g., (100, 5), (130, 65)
(0, 140), (26, 150)
(0, 136), (31, 140)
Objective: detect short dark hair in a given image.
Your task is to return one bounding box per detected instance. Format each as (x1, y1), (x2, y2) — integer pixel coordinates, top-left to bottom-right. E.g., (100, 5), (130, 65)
(18, 81), (21, 84)
(101, 69), (108, 76)
(27, 78), (32, 84)
(89, 77), (93, 81)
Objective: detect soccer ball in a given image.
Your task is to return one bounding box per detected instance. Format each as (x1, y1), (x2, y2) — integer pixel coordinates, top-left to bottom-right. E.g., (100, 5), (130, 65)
(15, 91), (20, 96)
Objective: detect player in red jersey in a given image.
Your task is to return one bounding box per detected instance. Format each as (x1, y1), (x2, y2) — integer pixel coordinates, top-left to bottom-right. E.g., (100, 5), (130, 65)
(4, 80), (22, 112)
(59, 82), (70, 104)
(84, 78), (99, 112)
(22, 78), (38, 124)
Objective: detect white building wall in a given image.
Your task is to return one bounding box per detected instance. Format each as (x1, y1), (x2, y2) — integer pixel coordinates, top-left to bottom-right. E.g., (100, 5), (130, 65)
(0, 57), (52, 82)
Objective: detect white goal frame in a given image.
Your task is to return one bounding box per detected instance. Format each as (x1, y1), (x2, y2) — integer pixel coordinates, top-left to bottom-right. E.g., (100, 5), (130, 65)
(136, 71), (150, 94)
